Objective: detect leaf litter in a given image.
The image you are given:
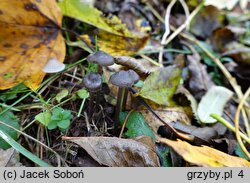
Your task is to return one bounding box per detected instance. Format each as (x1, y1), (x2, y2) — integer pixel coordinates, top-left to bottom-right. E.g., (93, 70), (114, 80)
(0, 0), (249, 167)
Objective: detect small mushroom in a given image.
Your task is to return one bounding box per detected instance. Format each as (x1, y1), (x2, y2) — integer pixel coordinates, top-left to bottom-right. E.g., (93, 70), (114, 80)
(87, 50), (114, 73)
(83, 72), (102, 92)
(109, 69), (139, 125)
(83, 73), (102, 117)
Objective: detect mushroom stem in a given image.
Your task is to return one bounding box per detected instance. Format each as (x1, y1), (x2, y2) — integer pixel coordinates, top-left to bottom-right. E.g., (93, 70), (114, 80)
(114, 87), (128, 126)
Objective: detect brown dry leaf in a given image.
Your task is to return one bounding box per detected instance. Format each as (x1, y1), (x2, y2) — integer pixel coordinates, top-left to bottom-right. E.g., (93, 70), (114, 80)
(160, 138), (250, 167)
(114, 56), (159, 75)
(187, 53), (214, 100)
(63, 136), (160, 167)
(140, 106), (192, 135)
(190, 5), (223, 39)
(0, 148), (22, 167)
(0, 0), (65, 90)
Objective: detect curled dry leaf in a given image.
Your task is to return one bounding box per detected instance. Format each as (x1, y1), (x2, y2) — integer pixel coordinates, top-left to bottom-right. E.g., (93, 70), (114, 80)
(63, 136), (160, 167)
(0, 0), (65, 90)
(114, 56), (159, 75)
(169, 121), (218, 145)
(175, 86), (199, 122)
(159, 138), (250, 167)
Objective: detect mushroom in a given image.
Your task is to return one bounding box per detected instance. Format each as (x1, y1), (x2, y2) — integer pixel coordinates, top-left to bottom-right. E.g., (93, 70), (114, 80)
(83, 72), (102, 117)
(87, 50), (114, 73)
(109, 69), (139, 124)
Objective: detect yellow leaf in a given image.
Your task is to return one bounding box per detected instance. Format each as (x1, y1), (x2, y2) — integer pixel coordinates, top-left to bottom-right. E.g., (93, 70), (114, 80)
(0, 0), (65, 90)
(96, 31), (149, 56)
(160, 138), (250, 167)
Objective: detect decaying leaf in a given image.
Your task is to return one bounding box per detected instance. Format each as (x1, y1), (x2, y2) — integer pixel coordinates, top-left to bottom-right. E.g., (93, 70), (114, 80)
(0, 148), (21, 167)
(140, 106), (192, 136)
(0, 0), (65, 90)
(190, 5), (223, 39)
(175, 86), (199, 122)
(187, 52), (214, 99)
(59, 0), (149, 56)
(169, 121), (218, 145)
(63, 136), (160, 167)
(197, 86), (233, 123)
(159, 138), (250, 167)
(138, 66), (181, 106)
(114, 56), (159, 75)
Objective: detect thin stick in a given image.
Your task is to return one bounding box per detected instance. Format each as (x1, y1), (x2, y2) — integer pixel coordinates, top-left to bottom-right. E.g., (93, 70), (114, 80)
(234, 87), (250, 159)
(159, 0), (177, 65)
(119, 110), (134, 138)
(210, 114), (250, 144)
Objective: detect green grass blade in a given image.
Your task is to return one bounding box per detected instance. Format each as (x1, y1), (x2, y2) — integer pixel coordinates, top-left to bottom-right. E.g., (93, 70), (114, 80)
(0, 130), (52, 167)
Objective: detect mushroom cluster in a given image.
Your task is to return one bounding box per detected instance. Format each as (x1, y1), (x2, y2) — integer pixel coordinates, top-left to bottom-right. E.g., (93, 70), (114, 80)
(83, 50), (139, 126)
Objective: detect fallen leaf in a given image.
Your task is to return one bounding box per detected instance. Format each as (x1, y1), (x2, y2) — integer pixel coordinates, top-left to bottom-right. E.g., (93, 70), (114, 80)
(138, 66), (181, 106)
(94, 31), (149, 56)
(169, 121), (218, 145)
(119, 111), (156, 140)
(197, 86), (233, 123)
(140, 107), (191, 136)
(0, 148), (21, 167)
(0, 0), (65, 90)
(114, 56), (159, 75)
(159, 138), (250, 167)
(225, 41), (250, 65)
(63, 136), (160, 167)
(58, 0), (149, 56)
(190, 5), (223, 39)
(175, 86), (199, 122)
(187, 53), (214, 99)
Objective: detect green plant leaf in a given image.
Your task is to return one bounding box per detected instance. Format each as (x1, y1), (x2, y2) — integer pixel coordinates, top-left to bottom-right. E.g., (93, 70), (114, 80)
(58, 0), (136, 37)
(0, 84), (27, 102)
(235, 143), (250, 160)
(197, 86), (233, 123)
(0, 130), (51, 167)
(77, 89), (89, 99)
(0, 111), (19, 150)
(156, 144), (172, 167)
(56, 89), (69, 103)
(119, 111), (155, 140)
(49, 107), (73, 131)
(138, 66), (181, 106)
(35, 112), (51, 126)
(47, 121), (57, 130)
(57, 119), (70, 129)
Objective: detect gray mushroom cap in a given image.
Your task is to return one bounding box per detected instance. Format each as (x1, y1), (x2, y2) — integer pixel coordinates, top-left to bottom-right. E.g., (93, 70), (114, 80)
(87, 51), (114, 66)
(109, 70), (139, 88)
(83, 73), (102, 91)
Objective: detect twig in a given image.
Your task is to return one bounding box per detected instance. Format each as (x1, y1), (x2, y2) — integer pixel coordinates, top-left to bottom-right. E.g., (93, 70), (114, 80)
(234, 87), (250, 159)
(119, 110), (134, 138)
(159, 1), (203, 64)
(158, 0), (177, 65)
(210, 114), (250, 145)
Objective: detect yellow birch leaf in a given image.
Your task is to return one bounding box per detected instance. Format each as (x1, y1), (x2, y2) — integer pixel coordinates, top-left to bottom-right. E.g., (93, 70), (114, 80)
(0, 0), (65, 90)
(160, 138), (250, 167)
